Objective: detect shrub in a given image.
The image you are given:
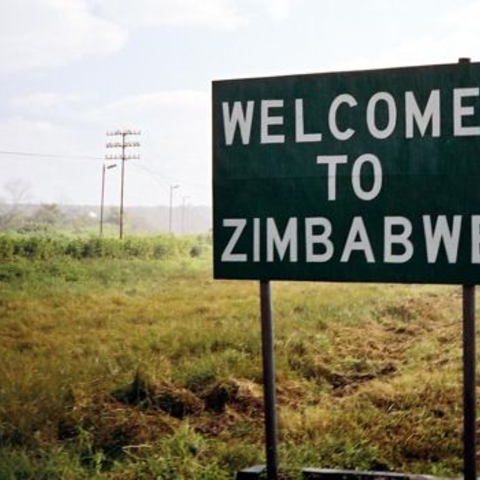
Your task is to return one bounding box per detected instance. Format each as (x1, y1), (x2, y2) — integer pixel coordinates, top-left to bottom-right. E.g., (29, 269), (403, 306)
(0, 233), (207, 262)
(189, 244), (203, 258)
(0, 235), (15, 261)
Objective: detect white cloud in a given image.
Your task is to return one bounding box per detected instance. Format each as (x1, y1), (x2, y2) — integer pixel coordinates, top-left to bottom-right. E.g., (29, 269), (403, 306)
(348, 0), (480, 70)
(11, 93), (61, 111)
(443, 0), (480, 60)
(88, 89), (211, 180)
(0, 117), (99, 204)
(259, 0), (292, 21)
(90, 0), (246, 30)
(0, 117), (65, 149)
(96, 90), (209, 124)
(9, 92), (85, 122)
(6, 88), (210, 149)
(0, 0), (126, 72)
(0, 0), (290, 73)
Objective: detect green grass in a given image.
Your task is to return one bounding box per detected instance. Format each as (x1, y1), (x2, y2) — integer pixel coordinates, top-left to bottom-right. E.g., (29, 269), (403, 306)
(0, 235), (473, 478)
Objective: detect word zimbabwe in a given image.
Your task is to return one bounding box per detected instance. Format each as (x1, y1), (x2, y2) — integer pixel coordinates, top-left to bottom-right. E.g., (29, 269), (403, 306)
(221, 215), (480, 264)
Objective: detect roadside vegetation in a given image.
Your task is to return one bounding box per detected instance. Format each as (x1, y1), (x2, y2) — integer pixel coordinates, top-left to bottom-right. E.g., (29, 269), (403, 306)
(0, 233), (470, 479)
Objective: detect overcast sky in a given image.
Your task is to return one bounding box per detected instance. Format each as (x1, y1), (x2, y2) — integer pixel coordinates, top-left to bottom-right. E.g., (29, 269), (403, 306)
(0, 0), (479, 207)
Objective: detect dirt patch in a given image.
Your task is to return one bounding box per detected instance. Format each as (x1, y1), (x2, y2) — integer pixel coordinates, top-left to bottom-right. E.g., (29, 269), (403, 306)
(202, 378), (263, 415)
(58, 389), (178, 459)
(112, 370), (203, 418)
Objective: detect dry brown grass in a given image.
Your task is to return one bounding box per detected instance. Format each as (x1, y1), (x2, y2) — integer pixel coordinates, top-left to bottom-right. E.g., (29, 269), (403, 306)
(0, 255), (473, 478)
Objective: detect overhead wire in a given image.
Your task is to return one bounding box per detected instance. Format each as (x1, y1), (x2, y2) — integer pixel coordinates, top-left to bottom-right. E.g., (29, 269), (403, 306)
(0, 147), (210, 201)
(0, 149), (102, 160)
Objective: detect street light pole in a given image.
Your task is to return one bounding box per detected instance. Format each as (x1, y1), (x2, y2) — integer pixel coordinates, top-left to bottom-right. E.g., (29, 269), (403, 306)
(99, 163), (117, 236)
(169, 184), (179, 233)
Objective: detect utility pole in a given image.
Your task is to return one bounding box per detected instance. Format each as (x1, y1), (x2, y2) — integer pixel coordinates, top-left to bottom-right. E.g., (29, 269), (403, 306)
(169, 184), (179, 233)
(106, 130), (140, 239)
(182, 195), (190, 234)
(99, 162), (117, 235)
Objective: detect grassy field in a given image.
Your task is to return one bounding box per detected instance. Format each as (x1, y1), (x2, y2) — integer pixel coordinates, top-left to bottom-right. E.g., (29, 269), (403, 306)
(0, 234), (473, 479)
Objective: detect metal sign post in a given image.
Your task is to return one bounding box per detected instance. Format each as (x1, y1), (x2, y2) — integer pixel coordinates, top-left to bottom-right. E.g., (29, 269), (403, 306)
(463, 285), (476, 480)
(458, 56), (477, 480)
(260, 281), (279, 479)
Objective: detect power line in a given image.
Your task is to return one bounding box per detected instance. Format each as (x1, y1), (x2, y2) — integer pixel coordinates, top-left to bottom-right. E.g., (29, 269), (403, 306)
(0, 149), (102, 160)
(139, 152), (209, 191)
(130, 162), (170, 188)
(0, 147), (210, 201)
(0, 148), (207, 189)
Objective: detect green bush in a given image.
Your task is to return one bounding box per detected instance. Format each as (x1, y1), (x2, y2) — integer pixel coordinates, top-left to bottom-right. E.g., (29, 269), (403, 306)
(0, 235), (15, 261)
(0, 234), (207, 262)
(13, 235), (62, 260)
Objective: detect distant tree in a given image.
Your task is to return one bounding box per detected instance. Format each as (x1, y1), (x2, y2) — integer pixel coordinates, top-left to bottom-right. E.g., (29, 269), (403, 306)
(0, 179), (32, 231)
(32, 203), (65, 226)
(4, 179), (31, 204)
(70, 210), (99, 232)
(105, 206), (120, 225)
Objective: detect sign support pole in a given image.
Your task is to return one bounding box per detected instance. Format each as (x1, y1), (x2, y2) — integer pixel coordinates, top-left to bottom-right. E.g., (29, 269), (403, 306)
(260, 280), (279, 480)
(457, 57), (476, 480)
(463, 284), (476, 480)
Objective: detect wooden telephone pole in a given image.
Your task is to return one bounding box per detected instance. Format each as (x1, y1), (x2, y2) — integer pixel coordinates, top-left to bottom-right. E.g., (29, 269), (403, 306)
(106, 130), (140, 239)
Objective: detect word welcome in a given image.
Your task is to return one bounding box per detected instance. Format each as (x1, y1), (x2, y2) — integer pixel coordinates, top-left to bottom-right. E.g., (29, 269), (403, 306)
(222, 89), (480, 146)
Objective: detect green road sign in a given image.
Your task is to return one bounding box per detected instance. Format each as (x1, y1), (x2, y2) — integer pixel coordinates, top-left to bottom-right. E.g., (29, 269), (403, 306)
(212, 62), (480, 284)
